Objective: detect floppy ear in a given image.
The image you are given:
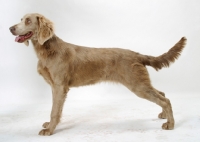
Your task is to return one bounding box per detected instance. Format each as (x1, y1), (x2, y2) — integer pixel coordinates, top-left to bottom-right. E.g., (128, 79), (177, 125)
(37, 16), (54, 45)
(24, 40), (29, 46)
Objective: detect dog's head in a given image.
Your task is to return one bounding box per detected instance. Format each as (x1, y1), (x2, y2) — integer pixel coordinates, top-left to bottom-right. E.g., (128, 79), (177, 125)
(9, 13), (54, 46)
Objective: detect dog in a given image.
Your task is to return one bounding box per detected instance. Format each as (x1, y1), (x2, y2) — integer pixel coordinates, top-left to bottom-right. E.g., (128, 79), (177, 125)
(9, 13), (186, 136)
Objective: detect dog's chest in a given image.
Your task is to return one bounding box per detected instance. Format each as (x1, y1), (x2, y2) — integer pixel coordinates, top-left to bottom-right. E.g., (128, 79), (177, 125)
(34, 48), (59, 69)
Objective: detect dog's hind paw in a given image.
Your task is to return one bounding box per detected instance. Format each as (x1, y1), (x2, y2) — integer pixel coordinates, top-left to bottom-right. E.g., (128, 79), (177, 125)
(42, 122), (50, 128)
(158, 112), (167, 119)
(162, 122), (174, 130)
(39, 129), (52, 136)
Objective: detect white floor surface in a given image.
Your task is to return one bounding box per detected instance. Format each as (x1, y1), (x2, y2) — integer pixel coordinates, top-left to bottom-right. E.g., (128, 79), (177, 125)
(1, 92), (200, 142)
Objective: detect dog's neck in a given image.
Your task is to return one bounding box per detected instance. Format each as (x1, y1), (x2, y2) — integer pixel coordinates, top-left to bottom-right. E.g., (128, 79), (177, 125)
(31, 34), (75, 67)
(31, 34), (57, 48)
(31, 34), (59, 60)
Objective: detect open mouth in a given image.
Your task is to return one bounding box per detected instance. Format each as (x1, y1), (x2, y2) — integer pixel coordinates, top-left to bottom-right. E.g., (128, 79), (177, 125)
(15, 32), (33, 43)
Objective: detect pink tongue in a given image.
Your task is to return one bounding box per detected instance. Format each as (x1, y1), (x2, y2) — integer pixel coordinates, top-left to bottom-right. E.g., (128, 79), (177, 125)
(15, 36), (24, 42)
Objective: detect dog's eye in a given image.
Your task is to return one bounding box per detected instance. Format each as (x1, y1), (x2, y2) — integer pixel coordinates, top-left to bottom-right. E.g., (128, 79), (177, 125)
(25, 18), (31, 25)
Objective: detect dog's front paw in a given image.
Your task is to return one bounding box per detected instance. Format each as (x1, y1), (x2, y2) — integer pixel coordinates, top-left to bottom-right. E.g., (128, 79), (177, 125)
(42, 122), (50, 128)
(39, 129), (52, 136)
(162, 122), (174, 130)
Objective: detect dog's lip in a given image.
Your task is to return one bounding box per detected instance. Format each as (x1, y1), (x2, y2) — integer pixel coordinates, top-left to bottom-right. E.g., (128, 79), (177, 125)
(15, 31), (33, 43)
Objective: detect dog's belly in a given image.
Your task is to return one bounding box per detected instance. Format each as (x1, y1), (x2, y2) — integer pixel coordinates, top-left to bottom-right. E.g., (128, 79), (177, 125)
(68, 67), (107, 87)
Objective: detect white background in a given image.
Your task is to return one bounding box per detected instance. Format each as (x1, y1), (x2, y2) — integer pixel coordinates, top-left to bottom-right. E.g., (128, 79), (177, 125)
(0, 0), (200, 141)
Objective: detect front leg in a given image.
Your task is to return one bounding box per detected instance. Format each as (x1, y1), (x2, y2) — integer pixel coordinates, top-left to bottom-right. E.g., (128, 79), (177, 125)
(37, 61), (53, 86)
(39, 84), (69, 136)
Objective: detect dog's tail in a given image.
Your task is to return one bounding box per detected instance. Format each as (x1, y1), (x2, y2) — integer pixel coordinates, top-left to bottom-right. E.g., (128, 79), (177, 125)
(139, 37), (187, 71)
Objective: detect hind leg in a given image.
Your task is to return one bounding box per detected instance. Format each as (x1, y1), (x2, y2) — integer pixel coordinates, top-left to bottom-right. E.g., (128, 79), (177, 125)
(155, 89), (167, 119)
(136, 88), (174, 129)
(126, 64), (174, 129)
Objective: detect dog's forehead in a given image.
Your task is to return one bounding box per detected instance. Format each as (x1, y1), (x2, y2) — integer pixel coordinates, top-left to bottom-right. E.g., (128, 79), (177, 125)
(22, 13), (38, 21)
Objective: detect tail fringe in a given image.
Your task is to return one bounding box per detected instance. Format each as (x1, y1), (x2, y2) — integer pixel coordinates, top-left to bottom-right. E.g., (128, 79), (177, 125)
(140, 37), (187, 71)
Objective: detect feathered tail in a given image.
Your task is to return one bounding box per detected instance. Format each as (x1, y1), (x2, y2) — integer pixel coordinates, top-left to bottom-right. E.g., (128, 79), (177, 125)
(139, 37), (187, 71)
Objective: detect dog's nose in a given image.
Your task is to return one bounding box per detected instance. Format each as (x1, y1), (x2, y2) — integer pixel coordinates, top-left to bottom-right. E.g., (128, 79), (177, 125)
(9, 26), (15, 32)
